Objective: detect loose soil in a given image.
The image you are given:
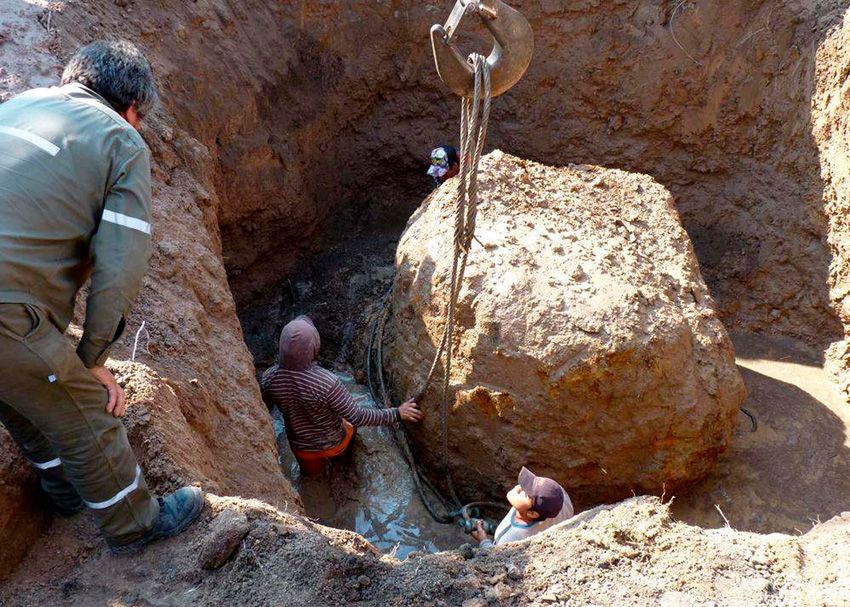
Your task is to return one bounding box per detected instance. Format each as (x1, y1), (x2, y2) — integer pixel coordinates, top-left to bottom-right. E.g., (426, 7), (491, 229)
(2, 0), (850, 604)
(1, 495), (848, 606)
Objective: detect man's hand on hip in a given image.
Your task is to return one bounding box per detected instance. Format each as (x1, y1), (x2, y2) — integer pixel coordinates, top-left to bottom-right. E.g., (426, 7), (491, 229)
(89, 365), (126, 418)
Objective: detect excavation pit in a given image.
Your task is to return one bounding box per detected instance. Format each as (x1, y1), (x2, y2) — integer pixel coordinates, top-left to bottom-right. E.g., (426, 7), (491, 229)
(1, 0), (850, 603)
(235, 152), (850, 548)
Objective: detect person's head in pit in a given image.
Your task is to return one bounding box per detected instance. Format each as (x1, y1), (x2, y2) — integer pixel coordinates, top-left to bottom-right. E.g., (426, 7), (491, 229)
(427, 145), (459, 187)
(506, 468), (564, 522)
(471, 467), (573, 548)
(61, 40), (157, 131)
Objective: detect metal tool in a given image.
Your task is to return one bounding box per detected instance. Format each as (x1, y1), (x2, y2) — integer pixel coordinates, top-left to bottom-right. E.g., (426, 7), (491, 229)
(455, 503), (500, 534)
(430, 0), (534, 98)
(458, 516), (498, 535)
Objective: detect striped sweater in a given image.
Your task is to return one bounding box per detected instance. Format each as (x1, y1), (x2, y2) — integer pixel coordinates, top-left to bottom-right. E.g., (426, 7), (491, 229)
(260, 364), (400, 452)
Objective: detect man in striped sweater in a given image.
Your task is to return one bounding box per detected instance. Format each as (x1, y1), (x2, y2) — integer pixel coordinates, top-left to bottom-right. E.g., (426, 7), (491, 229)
(261, 316), (423, 476)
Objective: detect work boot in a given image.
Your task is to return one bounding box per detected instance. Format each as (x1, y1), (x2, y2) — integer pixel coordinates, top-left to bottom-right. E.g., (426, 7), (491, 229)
(37, 469), (84, 517)
(109, 486), (204, 555)
(50, 492), (84, 518)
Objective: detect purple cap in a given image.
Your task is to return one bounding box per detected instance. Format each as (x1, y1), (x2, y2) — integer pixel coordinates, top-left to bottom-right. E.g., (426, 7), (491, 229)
(518, 467), (564, 520)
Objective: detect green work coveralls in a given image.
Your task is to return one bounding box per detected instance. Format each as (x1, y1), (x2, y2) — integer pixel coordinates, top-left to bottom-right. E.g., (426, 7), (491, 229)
(0, 83), (159, 545)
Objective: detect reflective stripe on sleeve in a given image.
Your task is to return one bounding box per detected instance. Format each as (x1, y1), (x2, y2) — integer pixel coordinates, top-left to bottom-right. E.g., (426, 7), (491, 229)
(0, 125), (60, 156)
(102, 210), (152, 235)
(30, 457), (62, 470)
(83, 465), (142, 510)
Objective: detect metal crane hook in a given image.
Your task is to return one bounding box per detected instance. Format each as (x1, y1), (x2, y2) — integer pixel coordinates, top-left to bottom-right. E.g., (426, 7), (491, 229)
(430, 0), (534, 98)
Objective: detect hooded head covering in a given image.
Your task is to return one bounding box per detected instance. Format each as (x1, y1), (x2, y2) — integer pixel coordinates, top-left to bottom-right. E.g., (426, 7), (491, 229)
(279, 315), (321, 371)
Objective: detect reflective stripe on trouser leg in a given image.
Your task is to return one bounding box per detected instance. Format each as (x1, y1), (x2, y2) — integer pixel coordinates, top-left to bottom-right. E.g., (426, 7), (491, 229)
(31, 457), (61, 469)
(0, 396), (82, 511)
(0, 303), (159, 544)
(83, 465), (142, 509)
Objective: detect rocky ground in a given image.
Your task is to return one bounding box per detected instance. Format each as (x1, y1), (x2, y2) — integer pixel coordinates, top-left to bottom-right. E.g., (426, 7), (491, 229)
(1, 495), (848, 607)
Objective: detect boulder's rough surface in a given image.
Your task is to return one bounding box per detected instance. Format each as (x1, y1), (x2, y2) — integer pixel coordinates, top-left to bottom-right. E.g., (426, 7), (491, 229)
(387, 152), (746, 505)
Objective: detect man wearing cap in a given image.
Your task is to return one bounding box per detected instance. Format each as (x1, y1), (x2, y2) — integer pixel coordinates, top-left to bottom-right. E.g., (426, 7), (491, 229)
(427, 144), (459, 187)
(471, 467), (574, 548)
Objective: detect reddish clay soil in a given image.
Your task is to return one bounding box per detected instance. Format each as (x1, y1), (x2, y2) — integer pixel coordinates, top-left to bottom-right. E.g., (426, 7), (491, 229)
(1, 0), (850, 604)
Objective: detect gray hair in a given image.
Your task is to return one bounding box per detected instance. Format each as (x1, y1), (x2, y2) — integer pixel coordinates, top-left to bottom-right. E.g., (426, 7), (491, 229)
(61, 40), (157, 116)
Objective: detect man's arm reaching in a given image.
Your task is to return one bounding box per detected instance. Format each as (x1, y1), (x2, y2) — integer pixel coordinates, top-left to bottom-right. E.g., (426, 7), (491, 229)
(472, 520), (494, 548)
(324, 375), (424, 426)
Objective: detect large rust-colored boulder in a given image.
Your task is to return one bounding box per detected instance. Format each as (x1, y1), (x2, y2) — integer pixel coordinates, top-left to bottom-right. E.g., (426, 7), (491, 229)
(386, 151), (746, 506)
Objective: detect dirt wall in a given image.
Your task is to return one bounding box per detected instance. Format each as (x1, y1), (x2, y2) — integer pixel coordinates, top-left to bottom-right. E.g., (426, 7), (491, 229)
(0, 431), (48, 581)
(54, 0), (844, 354)
(0, 0), (300, 578)
(814, 14), (850, 393)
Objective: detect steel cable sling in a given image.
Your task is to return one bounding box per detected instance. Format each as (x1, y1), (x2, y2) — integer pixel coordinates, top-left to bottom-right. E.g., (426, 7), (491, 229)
(367, 0), (533, 530)
(367, 56), (494, 525)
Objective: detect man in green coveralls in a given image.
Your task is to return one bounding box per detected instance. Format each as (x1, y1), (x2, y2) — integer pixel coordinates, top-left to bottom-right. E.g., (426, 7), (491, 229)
(0, 41), (202, 554)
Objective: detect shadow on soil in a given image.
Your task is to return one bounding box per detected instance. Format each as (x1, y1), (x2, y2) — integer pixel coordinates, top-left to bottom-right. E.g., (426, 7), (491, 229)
(672, 333), (850, 534)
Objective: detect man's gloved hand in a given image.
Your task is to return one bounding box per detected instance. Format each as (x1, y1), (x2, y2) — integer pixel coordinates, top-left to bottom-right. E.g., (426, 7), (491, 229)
(398, 399), (425, 422)
(89, 365), (126, 418)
